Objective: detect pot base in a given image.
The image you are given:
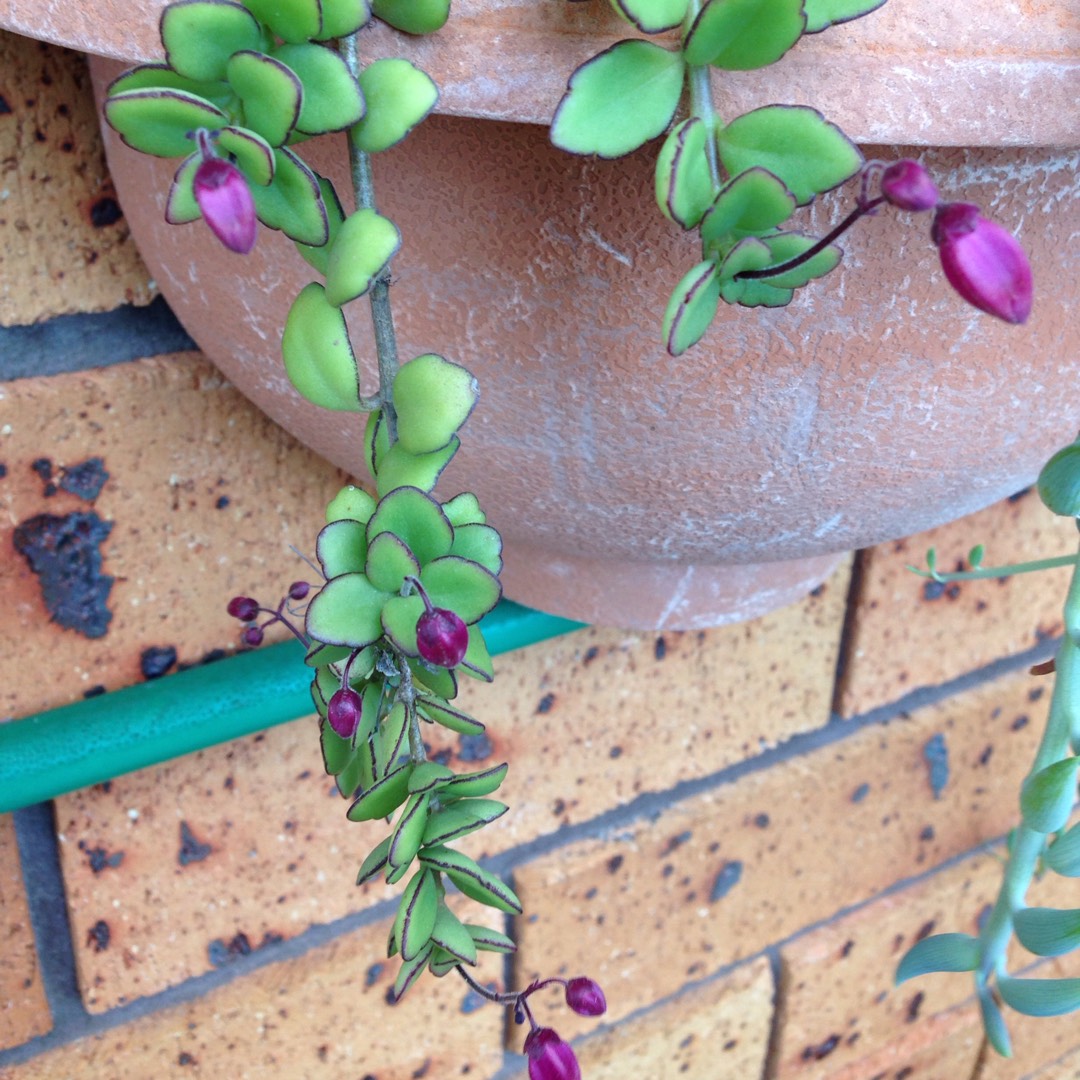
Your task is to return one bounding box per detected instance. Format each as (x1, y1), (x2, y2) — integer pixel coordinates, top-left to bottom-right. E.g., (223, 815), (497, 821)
(502, 546), (846, 630)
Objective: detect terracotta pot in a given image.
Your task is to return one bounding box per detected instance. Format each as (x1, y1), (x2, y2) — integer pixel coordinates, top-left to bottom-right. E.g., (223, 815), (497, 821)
(7, 1), (1078, 627)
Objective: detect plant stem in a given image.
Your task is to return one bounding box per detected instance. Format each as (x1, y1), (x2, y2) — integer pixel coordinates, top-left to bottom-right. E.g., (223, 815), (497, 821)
(684, 1), (720, 189)
(910, 553), (1080, 583)
(977, 536), (1080, 980)
(456, 964), (519, 1007)
(340, 31), (400, 442)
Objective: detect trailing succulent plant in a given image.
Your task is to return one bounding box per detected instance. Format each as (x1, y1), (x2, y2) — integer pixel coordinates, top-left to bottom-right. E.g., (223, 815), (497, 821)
(101, 0), (1041, 1070)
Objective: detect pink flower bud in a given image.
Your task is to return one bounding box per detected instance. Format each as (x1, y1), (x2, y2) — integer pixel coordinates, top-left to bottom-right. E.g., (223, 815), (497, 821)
(524, 1028), (581, 1080)
(193, 156), (256, 254)
(287, 581), (310, 601)
(931, 202), (1032, 324)
(416, 607), (469, 668)
(327, 687), (363, 739)
(880, 159), (938, 212)
(227, 595), (259, 621)
(565, 977), (606, 1017)
(241, 624), (264, 647)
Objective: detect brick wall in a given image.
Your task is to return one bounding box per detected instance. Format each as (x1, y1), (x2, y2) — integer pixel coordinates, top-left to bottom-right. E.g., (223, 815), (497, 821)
(2, 30), (1078, 1080)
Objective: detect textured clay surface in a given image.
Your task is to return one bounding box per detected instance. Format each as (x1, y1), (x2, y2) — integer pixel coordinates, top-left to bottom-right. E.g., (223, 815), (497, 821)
(88, 55), (1080, 625)
(0, 31), (152, 326)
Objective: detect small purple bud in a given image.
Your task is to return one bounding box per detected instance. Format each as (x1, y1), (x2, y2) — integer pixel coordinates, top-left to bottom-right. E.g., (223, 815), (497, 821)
(327, 687), (363, 739)
(564, 977), (606, 1017)
(193, 156), (256, 254)
(931, 202), (1033, 324)
(287, 581), (310, 601)
(242, 625), (264, 647)
(416, 607), (469, 668)
(524, 1028), (580, 1080)
(880, 159), (938, 212)
(227, 595), (259, 621)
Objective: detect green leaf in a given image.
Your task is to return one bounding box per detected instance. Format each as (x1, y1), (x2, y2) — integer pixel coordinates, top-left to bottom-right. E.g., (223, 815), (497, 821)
(415, 696), (485, 736)
(551, 41), (685, 159)
(1046, 822), (1080, 876)
(366, 530), (421, 594)
(296, 176), (345, 275)
(356, 834), (393, 885)
(895, 933), (980, 984)
(429, 904), (478, 965)
(427, 945), (461, 977)
(216, 126), (275, 185)
(751, 232), (842, 290)
(316, 518), (368, 578)
(393, 868), (439, 961)
(389, 792), (432, 870)
(407, 657), (458, 700)
(467, 924), (517, 954)
(442, 493), (486, 528)
(367, 487), (454, 567)
(418, 846), (522, 914)
(104, 89), (226, 158)
(317, 0), (373, 38)
(608, 0), (689, 33)
(374, 438), (460, 499)
(436, 763), (508, 801)
(420, 556), (502, 624)
(392, 941), (433, 1000)
(407, 761), (457, 794)
(346, 760), (414, 821)
(306, 572), (389, 648)
(371, 0), (449, 34)
(422, 798), (508, 847)
(1038, 441), (1080, 518)
(978, 986), (1012, 1058)
(241, 0), (321, 41)
(717, 106), (862, 206)
(352, 58), (439, 153)
(250, 147), (329, 245)
(326, 484), (377, 525)
(319, 714), (354, 774)
(998, 976), (1080, 1018)
(161, 1), (264, 82)
(325, 208), (401, 306)
(968, 544), (985, 570)
(365, 409), (390, 477)
(373, 701), (409, 777)
(166, 154), (202, 225)
(381, 595), (424, 657)
(803, 0), (887, 34)
(662, 260), (720, 356)
(304, 642), (354, 669)
(448, 524), (503, 577)
(700, 167), (797, 249)
(282, 283), (364, 411)
(1020, 758), (1080, 834)
(226, 51), (301, 147)
(683, 0), (804, 69)
(273, 43), (365, 134)
(393, 354), (479, 456)
(459, 624), (495, 682)
(106, 63), (231, 106)
(1014, 908), (1080, 957)
(655, 118), (715, 230)
(334, 743), (368, 800)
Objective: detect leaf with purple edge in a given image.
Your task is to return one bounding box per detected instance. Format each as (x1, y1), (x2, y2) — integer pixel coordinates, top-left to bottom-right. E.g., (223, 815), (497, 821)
(392, 941), (434, 1000)
(296, 175), (345, 275)
(655, 118), (715, 230)
(419, 556), (502, 625)
(242, 0), (321, 42)
(316, 518), (368, 579)
(381, 595), (424, 657)
(216, 126), (275, 186)
(408, 761), (457, 794)
(422, 798), (508, 847)
(346, 759), (414, 821)
(366, 530), (421, 595)
(458, 623), (494, 682)
(104, 89), (227, 158)
(466, 924), (517, 954)
(166, 154), (201, 224)
(161, 1), (264, 83)
(415, 696), (485, 736)
(683, 0), (805, 70)
(356, 834), (393, 886)
(662, 260), (720, 356)
(250, 146), (328, 245)
(700, 167), (797, 250)
(306, 571), (389, 648)
(753, 231), (842, 290)
(429, 903), (478, 965)
(273, 43), (365, 134)
(317, 0), (373, 39)
(803, 0), (887, 33)
(389, 792), (432, 870)
(368, 487), (454, 567)
(282, 283), (364, 412)
(374, 438), (460, 499)
(447, 524), (502, 576)
(393, 868), (438, 961)
(609, 0), (689, 33)
(226, 50), (302, 148)
(418, 845), (522, 914)
(434, 763), (509, 801)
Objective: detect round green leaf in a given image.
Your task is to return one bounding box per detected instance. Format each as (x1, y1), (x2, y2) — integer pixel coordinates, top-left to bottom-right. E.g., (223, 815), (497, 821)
(551, 40), (685, 159)
(106, 63), (231, 107)
(273, 43), (365, 134)
(251, 147), (328, 245)
(161, 1), (264, 82)
(381, 594), (424, 656)
(1021, 758), (1080, 834)
(1039, 442), (1080, 518)
(325, 208), (401, 306)
(700, 167), (797, 249)
(753, 232), (842, 290)
(352, 58), (438, 153)
(683, 0), (805, 69)
(662, 260), (721, 356)
(393, 354), (479, 456)
(316, 518), (368, 578)
(608, 0), (689, 33)
(717, 106), (862, 206)
(317, 0), (374, 38)
(242, 0), (321, 41)
(104, 89), (226, 158)
(216, 125), (275, 185)
(282, 282), (364, 411)
(655, 118), (715, 230)
(366, 530), (421, 594)
(326, 484), (377, 525)
(441, 493), (486, 528)
(448, 523), (502, 576)
(226, 51), (302, 147)
(306, 572), (390, 648)
(367, 487), (454, 567)
(420, 556), (502, 625)
(166, 154), (201, 224)
(371, 0), (449, 34)
(803, 0), (887, 34)
(375, 438), (460, 499)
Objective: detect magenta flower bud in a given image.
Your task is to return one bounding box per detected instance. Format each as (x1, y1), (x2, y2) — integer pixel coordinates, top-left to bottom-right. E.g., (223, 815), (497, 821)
(287, 581), (310, 601)
(327, 687), (363, 739)
(193, 156), (256, 254)
(416, 607), (469, 668)
(931, 202), (1033, 324)
(227, 595), (259, 621)
(880, 159), (938, 212)
(564, 977), (606, 1017)
(524, 1028), (580, 1080)
(241, 625), (264, 647)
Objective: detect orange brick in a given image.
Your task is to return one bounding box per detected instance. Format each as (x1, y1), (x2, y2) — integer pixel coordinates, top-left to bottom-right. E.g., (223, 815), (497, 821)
(1026, 1044), (1080, 1079)
(54, 563), (848, 1011)
(0, 911), (504, 1080)
(839, 491), (1076, 718)
(502, 957), (773, 1080)
(0, 32), (153, 326)
(0, 815), (49, 1050)
(1, 353), (346, 719)
(512, 670), (1051, 1035)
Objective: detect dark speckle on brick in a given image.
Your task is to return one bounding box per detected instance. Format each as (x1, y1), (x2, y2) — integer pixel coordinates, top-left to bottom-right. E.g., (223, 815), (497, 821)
(366, 962), (383, 987)
(922, 580), (946, 601)
(536, 693), (556, 714)
(905, 990), (925, 1022)
(923, 733), (949, 799)
(59, 457), (109, 501)
(207, 932), (253, 967)
(90, 196), (123, 227)
(710, 860), (743, 902)
(919, 825), (935, 842)
(978, 744), (993, 766)
(177, 1052), (197, 1067)
(654, 636), (667, 660)
(215, 495), (230, 509)
(31, 458), (53, 481)
(851, 782), (870, 803)
(0, 463), (7, 479)
(13, 512), (114, 638)
(753, 813), (770, 828)
(43, 482), (58, 497)
(1008, 487), (1032, 503)
(0, 94), (10, 115)
(178, 821), (212, 866)
(582, 646), (600, 665)
(607, 854), (624, 874)
(457, 732), (493, 762)
(86, 920), (110, 952)
(609, 745), (622, 758)
(141, 645), (178, 680)
(1012, 714), (1030, 731)
(82, 684), (106, 699)
(79, 842), (123, 874)
(915, 919), (936, 942)
(802, 1035), (841, 1061)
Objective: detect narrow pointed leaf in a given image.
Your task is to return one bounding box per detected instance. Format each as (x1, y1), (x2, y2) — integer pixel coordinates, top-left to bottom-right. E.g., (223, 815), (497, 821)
(418, 845), (522, 914)
(346, 760), (414, 821)
(408, 761), (457, 794)
(978, 986), (1012, 1057)
(429, 904), (478, 965)
(422, 798), (508, 847)
(1014, 907), (1080, 958)
(392, 942), (434, 1000)
(436, 763), (509, 801)
(356, 834), (393, 885)
(415, 696), (485, 736)
(467, 924), (517, 954)
(655, 118), (715, 229)
(895, 933), (980, 984)
(395, 868), (438, 961)
(1047, 823), (1080, 876)
(1020, 758), (1080, 834)
(662, 260), (720, 356)
(998, 976), (1080, 1017)
(389, 793), (432, 870)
